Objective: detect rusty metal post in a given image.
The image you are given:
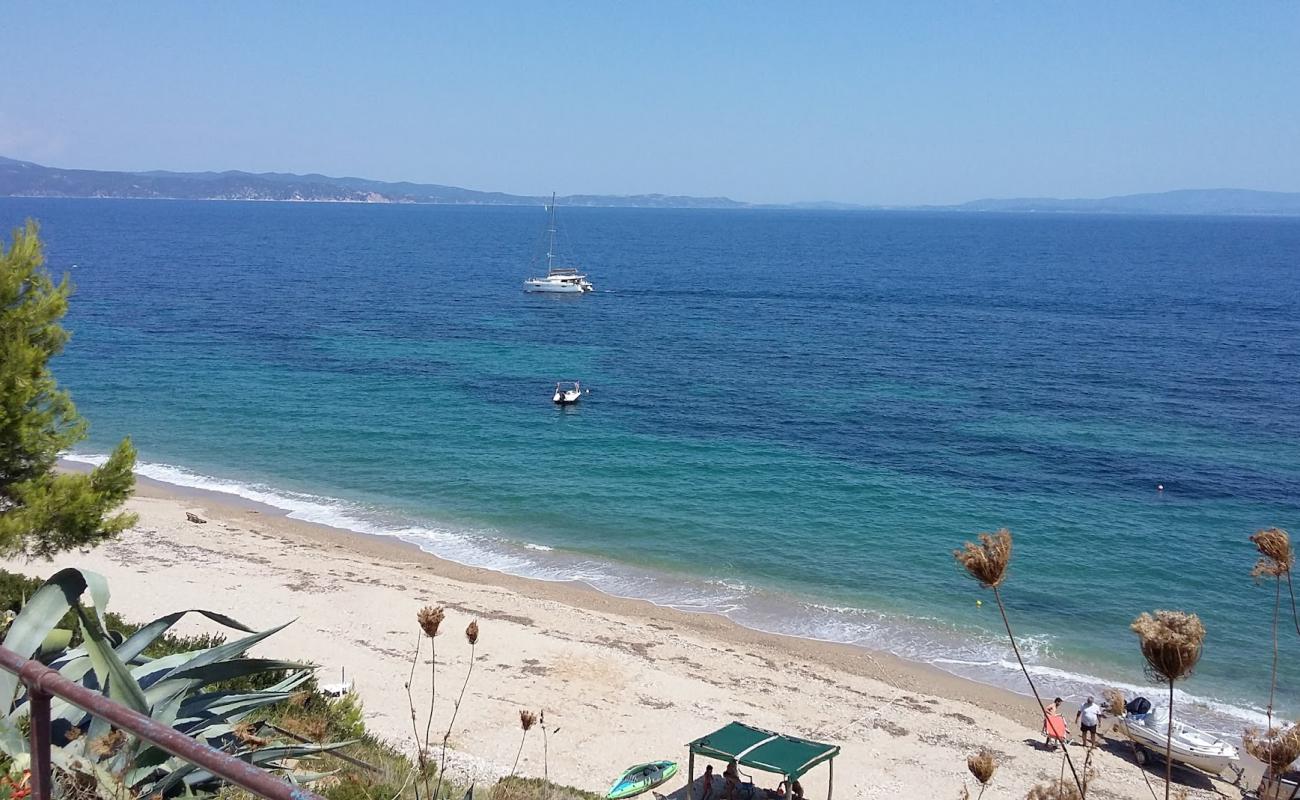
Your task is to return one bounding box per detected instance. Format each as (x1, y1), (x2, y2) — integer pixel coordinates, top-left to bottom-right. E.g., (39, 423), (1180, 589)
(27, 686), (51, 800)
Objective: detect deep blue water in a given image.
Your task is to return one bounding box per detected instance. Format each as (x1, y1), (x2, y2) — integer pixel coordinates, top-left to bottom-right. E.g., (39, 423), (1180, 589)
(5, 197), (1299, 734)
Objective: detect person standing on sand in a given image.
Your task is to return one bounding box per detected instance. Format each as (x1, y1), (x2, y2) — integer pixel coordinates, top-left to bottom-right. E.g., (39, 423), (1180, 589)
(1076, 695), (1103, 748)
(700, 764), (715, 800)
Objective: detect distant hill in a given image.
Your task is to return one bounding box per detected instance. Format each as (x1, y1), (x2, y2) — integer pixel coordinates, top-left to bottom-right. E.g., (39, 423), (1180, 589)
(0, 156), (747, 209)
(3, 156), (1298, 215)
(952, 188), (1300, 216)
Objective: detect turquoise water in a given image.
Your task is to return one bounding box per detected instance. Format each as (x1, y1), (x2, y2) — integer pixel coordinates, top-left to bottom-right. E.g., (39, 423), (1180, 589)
(5, 197), (1299, 736)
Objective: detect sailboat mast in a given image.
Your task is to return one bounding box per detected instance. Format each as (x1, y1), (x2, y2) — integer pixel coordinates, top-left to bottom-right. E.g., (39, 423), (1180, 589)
(546, 192), (557, 273)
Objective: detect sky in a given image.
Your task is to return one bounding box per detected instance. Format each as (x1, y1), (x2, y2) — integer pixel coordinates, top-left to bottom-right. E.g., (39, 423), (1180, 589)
(1, 2), (1297, 205)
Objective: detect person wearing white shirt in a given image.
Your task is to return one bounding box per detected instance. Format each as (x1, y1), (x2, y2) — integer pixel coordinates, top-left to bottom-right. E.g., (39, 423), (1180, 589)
(1076, 696), (1104, 748)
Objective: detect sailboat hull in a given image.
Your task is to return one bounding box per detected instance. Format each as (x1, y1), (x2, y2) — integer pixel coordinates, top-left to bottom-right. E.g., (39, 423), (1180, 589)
(524, 279), (585, 294)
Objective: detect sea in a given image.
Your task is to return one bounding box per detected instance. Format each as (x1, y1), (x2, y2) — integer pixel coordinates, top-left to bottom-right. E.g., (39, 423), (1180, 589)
(4, 197), (1298, 739)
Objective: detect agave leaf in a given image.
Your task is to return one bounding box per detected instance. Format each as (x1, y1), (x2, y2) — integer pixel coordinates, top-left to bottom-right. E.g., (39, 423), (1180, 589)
(143, 758), (199, 796)
(145, 621), (295, 714)
(0, 717), (27, 757)
(156, 620), (294, 683)
(179, 684), (308, 719)
(0, 567), (91, 710)
(177, 741), (358, 790)
(38, 628), (73, 657)
(169, 658), (311, 686)
(41, 649), (199, 729)
(75, 605), (148, 714)
(117, 609), (255, 664)
(76, 604), (149, 745)
(80, 569), (112, 629)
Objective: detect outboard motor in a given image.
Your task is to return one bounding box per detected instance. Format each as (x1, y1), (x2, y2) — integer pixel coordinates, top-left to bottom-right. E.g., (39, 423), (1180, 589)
(1125, 696), (1152, 715)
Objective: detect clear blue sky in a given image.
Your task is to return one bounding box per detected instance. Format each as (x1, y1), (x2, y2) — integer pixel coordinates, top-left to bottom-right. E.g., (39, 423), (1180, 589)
(1, 2), (1297, 205)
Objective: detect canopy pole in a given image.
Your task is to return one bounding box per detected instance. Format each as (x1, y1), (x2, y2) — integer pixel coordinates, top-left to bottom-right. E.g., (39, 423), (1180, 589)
(687, 751), (695, 800)
(828, 759), (834, 800)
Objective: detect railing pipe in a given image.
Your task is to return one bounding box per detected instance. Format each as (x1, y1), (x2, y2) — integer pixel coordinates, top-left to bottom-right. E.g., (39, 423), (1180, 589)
(0, 645), (322, 800)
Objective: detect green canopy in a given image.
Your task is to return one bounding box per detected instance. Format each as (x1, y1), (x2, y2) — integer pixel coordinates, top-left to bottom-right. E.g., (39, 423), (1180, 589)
(688, 722), (840, 781)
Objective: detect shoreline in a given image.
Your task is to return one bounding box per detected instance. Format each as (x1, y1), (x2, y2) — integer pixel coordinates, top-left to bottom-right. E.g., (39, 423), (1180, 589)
(13, 472), (1250, 797)
(59, 457), (1276, 741)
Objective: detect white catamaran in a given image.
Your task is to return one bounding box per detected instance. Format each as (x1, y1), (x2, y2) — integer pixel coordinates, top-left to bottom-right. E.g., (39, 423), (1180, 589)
(524, 193), (594, 294)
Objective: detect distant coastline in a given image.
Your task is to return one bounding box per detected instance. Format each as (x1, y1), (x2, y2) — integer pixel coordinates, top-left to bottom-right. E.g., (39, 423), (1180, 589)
(4, 155), (1300, 215)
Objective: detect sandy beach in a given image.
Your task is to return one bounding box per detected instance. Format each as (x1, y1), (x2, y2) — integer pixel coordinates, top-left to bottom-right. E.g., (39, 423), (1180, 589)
(3, 481), (1245, 799)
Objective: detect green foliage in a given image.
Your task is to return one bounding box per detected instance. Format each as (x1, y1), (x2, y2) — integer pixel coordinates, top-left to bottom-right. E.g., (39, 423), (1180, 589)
(0, 220), (137, 558)
(489, 777), (603, 800)
(325, 693), (367, 742)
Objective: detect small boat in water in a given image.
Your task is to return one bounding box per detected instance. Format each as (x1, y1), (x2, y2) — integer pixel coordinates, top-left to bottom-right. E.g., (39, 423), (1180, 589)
(1119, 705), (1240, 776)
(553, 381), (586, 405)
(525, 193), (594, 294)
(605, 760), (677, 800)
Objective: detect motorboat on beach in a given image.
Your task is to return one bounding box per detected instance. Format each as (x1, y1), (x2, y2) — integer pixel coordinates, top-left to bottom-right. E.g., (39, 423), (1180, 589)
(1119, 704), (1240, 776)
(552, 381), (586, 405)
(524, 193), (594, 294)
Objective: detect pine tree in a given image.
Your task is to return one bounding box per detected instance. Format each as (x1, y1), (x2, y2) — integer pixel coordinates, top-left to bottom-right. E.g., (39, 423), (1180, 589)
(0, 220), (137, 557)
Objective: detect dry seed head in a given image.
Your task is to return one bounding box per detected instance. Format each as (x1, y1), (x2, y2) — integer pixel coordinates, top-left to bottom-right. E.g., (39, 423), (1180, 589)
(233, 722), (269, 748)
(1243, 726), (1300, 774)
(1250, 528), (1293, 579)
(520, 710), (538, 731)
(966, 749), (996, 785)
(418, 606), (446, 638)
(1102, 687), (1126, 717)
(88, 730), (127, 758)
(954, 529), (1013, 588)
(1130, 609), (1204, 682)
(466, 620), (480, 645)
(957, 786), (971, 800)
(1024, 782), (1082, 800)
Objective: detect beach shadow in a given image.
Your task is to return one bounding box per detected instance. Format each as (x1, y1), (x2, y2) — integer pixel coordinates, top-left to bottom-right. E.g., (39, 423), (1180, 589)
(659, 776), (779, 800)
(1094, 736), (1227, 794)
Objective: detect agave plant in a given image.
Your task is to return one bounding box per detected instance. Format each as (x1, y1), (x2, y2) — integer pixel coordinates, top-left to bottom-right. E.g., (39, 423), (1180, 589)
(0, 567), (353, 797)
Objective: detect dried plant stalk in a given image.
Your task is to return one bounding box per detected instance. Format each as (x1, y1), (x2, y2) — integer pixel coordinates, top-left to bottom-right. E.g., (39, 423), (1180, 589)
(418, 605), (446, 638)
(1131, 610), (1204, 800)
(955, 529), (1085, 797)
(1102, 688), (1126, 718)
(404, 629), (425, 800)
(1024, 781), (1082, 800)
(418, 606), (446, 800)
(967, 749), (996, 784)
(954, 529), (1012, 588)
(513, 710), (539, 775)
(1251, 529), (1293, 733)
(1252, 528), (1294, 579)
(1244, 726), (1300, 777)
(434, 620), (482, 800)
(1131, 611), (1204, 683)
(966, 749), (996, 798)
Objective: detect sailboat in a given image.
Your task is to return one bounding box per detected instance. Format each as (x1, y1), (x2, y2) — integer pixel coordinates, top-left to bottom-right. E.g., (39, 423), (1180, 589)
(524, 193), (594, 294)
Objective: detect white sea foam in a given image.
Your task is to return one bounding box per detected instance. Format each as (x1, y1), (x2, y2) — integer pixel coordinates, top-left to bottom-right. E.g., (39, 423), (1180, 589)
(65, 451), (1284, 741)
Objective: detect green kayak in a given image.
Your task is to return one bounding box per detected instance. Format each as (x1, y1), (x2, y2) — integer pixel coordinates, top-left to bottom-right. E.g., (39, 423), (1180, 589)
(605, 760), (678, 800)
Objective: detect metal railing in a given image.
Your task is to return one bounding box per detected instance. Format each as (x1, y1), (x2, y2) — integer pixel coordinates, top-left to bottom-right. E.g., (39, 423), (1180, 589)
(0, 645), (324, 800)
